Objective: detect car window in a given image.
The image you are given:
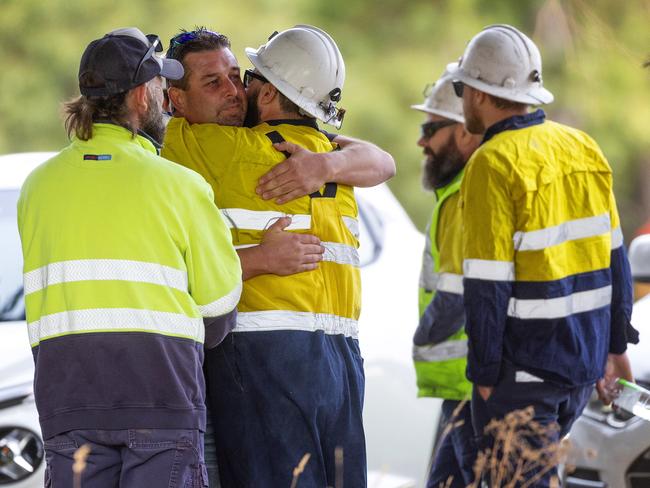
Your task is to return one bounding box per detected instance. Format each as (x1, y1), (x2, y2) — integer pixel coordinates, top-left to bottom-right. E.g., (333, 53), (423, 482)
(0, 189), (24, 321)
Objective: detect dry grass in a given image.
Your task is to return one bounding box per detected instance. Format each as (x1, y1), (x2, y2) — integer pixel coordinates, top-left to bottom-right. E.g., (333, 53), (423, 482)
(434, 405), (568, 488)
(72, 444), (91, 488)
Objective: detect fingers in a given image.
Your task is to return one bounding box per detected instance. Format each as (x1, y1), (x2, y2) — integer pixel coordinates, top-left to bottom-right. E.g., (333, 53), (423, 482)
(266, 216), (292, 232)
(273, 141), (301, 155)
(258, 160), (291, 188)
(259, 180), (298, 201)
(275, 189), (309, 205)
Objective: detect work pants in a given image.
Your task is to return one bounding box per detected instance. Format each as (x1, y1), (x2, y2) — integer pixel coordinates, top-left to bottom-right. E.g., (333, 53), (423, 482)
(43, 428), (206, 488)
(205, 330), (366, 488)
(471, 362), (592, 488)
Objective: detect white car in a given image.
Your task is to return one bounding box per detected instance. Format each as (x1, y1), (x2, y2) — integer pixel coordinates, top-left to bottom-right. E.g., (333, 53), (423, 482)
(0, 152), (438, 488)
(563, 294), (650, 488)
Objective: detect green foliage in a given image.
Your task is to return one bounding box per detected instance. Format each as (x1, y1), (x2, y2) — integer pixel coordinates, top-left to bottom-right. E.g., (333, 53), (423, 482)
(1, 0), (648, 234)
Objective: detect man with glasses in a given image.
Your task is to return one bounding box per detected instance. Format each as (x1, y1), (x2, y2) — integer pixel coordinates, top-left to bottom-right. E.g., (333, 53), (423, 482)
(17, 27), (242, 487)
(162, 25), (383, 488)
(410, 69), (481, 488)
(448, 24), (637, 486)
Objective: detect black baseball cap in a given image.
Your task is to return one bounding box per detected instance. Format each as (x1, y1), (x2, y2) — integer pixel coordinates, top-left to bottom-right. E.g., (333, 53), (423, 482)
(79, 27), (184, 97)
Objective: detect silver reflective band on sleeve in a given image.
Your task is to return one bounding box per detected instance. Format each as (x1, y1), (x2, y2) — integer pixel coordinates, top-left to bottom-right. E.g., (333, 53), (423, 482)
(436, 273), (464, 295)
(28, 308), (204, 347)
(220, 208), (360, 238)
(342, 216), (360, 238)
(322, 242), (360, 267)
(413, 340), (468, 362)
(221, 208), (311, 231)
(235, 311), (358, 338)
(463, 259), (514, 281)
(197, 283), (242, 317)
(611, 226), (624, 250)
(513, 213), (611, 251)
(507, 285), (612, 320)
(23, 259), (188, 296)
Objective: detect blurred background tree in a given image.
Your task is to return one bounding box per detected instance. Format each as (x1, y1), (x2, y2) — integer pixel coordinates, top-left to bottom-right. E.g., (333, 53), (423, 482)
(1, 0), (649, 237)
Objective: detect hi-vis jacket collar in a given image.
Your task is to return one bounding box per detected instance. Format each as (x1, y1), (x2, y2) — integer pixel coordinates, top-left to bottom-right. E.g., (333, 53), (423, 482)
(482, 109), (546, 145)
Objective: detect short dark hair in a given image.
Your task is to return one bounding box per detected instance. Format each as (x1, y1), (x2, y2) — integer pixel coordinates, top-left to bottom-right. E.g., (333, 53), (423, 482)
(167, 27), (231, 90)
(488, 94), (528, 111)
(277, 91), (307, 118)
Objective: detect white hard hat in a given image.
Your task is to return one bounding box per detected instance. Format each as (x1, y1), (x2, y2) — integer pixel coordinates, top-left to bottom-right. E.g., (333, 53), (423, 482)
(245, 25), (346, 128)
(629, 234), (650, 282)
(447, 24), (554, 105)
(411, 68), (464, 123)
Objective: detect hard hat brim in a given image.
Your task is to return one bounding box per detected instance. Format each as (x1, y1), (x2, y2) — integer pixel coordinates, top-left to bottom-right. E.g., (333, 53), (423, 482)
(446, 62), (554, 106)
(410, 103), (465, 123)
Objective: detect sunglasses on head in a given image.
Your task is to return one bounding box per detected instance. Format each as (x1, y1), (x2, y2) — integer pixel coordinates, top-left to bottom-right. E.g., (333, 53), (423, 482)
(420, 120), (457, 140)
(167, 29), (223, 59)
(133, 35), (163, 82)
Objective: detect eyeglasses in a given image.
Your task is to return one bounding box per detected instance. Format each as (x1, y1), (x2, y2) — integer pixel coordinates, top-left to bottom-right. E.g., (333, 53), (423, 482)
(452, 80), (464, 98)
(167, 29), (223, 59)
(243, 69), (268, 88)
(133, 35), (162, 82)
(420, 120), (457, 140)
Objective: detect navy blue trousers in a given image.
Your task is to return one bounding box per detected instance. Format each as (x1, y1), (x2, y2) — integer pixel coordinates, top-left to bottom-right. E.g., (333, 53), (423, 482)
(471, 362), (592, 488)
(427, 400), (477, 488)
(205, 331), (366, 488)
(43, 429), (206, 488)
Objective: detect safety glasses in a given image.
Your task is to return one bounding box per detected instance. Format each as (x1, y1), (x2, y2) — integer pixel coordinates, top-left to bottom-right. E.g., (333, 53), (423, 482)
(133, 35), (162, 82)
(243, 69), (268, 88)
(167, 29), (223, 59)
(420, 120), (457, 140)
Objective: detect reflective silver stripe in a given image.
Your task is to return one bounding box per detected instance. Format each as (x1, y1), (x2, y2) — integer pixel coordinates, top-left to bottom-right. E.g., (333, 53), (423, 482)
(513, 213), (611, 251)
(436, 273), (464, 295)
(611, 226), (624, 250)
(23, 259), (188, 296)
(220, 208), (360, 237)
(28, 308), (204, 346)
(322, 242), (360, 267)
(413, 340), (468, 362)
(234, 311), (358, 338)
(197, 283), (242, 317)
(419, 232), (437, 291)
(463, 259), (514, 281)
(232, 243), (359, 267)
(342, 216), (360, 239)
(507, 285), (612, 320)
(221, 209), (311, 230)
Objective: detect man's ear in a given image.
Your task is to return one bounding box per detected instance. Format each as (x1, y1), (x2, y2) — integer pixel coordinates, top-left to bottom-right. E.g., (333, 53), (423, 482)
(167, 86), (186, 116)
(127, 83), (149, 115)
(258, 83), (278, 107)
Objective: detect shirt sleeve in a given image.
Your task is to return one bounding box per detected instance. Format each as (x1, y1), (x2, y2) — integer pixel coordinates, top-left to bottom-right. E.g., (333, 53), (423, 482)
(185, 180), (242, 319)
(461, 152), (514, 386)
(608, 190), (638, 353)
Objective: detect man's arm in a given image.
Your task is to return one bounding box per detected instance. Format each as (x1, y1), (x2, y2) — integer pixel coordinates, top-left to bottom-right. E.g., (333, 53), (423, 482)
(256, 136), (396, 204)
(237, 216), (325, 280)
(461, 154), (515, 398)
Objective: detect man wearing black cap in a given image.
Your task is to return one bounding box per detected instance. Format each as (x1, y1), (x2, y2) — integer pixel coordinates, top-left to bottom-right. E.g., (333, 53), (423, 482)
(17, 27), (242, 487)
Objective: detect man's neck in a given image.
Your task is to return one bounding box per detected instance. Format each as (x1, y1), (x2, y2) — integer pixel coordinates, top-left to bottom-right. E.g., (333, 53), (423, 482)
(482, 107), (529, 131)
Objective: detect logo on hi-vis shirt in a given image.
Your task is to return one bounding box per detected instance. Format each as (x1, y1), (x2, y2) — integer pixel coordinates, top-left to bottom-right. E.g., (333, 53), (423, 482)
(83, 154), (112, 161)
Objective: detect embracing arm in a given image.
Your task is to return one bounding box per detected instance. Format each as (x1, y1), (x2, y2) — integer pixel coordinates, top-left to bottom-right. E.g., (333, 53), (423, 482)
(237, 217), (324, 281)
(256, 136), (396, 204)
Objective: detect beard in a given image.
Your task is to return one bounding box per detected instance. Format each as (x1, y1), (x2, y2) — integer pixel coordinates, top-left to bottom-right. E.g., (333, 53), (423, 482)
(422, 134), (466, 190)
(243, 87), (261, 128)
(141, 89), (166, 144)
(215, 98), (246, 127)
